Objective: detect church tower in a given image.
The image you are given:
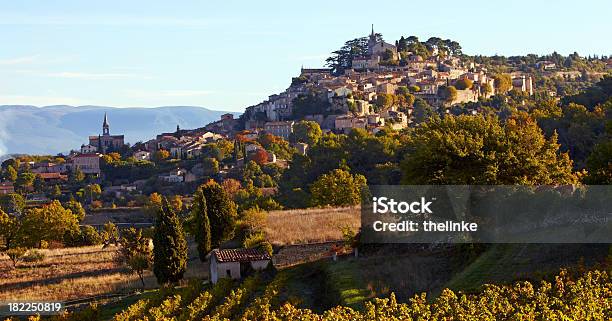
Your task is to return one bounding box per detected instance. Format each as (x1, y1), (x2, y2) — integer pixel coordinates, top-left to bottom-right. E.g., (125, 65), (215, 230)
(102, 113), (110, 136)
(368, 24), (377, 55)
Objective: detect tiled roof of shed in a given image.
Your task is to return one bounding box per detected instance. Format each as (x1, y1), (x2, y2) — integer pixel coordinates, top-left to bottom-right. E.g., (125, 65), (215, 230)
(212, 248), (271, 263)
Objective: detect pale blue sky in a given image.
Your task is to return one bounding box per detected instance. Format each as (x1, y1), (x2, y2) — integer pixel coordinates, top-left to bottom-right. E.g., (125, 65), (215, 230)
(0, 0), (610, 111)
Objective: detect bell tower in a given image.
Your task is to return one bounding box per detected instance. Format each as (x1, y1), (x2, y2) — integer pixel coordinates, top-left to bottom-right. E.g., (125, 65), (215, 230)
(102, 113), (110, 136)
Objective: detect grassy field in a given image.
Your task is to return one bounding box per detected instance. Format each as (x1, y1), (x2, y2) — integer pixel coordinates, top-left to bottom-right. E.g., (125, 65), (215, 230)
(444, 243), (610, 293)
(265, 206), (360, 246)
(0, 241), (208, 302)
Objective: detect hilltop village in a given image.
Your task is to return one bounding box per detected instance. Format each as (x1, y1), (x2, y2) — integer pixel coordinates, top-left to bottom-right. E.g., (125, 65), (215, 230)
(1, 28), (611, 205)
(0, 26), (611, 319)
(243, 27), (534, 135)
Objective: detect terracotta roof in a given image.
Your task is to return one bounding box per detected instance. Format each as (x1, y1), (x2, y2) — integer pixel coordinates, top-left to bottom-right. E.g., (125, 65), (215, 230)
(212, 248), (271, 263)
(73, 153), (101, 158)
(38, 172), (68, 180)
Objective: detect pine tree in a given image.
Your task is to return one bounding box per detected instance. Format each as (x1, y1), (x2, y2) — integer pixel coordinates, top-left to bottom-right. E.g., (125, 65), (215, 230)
(192, 188), (212, 261)
(153, 197), (187, 284)
(201, 181), (237, 247)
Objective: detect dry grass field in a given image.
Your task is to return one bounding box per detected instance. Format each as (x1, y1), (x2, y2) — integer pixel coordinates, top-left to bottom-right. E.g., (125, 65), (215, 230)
(0, 241), (207, 302)
(265, 206), (360, 246)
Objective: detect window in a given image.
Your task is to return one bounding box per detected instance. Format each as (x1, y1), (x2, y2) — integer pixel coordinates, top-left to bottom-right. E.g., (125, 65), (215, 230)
(226, 269), (231, 277)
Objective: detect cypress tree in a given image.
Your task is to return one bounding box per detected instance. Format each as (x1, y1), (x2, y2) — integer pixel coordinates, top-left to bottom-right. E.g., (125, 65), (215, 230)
(193, 188), (212, 261)
(201, 181), (237, 247)
(153, 197), (187, 284)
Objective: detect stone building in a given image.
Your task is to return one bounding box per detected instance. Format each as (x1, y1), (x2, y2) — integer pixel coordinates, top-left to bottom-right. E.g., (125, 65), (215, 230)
(209, 248), (271, 284)
(88, 113), (125, 153)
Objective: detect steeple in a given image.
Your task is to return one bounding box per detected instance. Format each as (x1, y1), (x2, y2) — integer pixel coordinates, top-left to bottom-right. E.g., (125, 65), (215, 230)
(102, 112), (110, 136)
(371, 24), (374, 36)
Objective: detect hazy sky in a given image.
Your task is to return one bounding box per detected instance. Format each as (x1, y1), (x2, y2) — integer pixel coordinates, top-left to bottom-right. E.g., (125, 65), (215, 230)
(0, 0), (610, 111)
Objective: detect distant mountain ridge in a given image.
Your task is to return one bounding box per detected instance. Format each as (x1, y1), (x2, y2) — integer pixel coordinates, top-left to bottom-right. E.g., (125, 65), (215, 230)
(0, 105), (238, 156)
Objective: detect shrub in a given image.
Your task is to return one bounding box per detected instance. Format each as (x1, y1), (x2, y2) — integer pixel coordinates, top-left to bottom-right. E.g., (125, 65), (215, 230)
(22, 249), (46, 263)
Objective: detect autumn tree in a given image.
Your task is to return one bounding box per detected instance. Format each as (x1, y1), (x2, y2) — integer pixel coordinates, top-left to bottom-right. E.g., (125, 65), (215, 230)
(249, 149), (269, 165)
(19, 200), (80, 248)
(0, 209), (21, 251)
(152, 149), (170, 162)
(152, 197), (187, 284)
(400, 114), (577, 185)
(64, 199), (86, 222)
(494, 74), (513, 93)
(310, 169), (367, 207)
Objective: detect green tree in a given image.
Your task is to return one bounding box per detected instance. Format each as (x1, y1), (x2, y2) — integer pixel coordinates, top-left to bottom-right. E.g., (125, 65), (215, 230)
(290, 120), (322, 145)
(15, 172), (36, 192)
(120, 228), (152, 290)
(481, 83), (493, 96)
(5, 165), (17, 182)
(6, 247), (27, 268)
(191, 188), (212, 261)
(455, 78), (474, 90)
(494, 74), (513, 93)
(101, 221), (119, 246)
(71, 167), (85, 183)
(0, 209), (21, 250)
(437, 85), (458, 103)
(84, 184), (102, 204)
(0, 193), (25, 215)
(64, 199), (86, 222)
(413, 98), (436, 124)
(200, 181), (237, 247)
(19, 200), (80, 248)
(152, 197), (187, 284)
(400, 114), (577, 184)
(310, 169), (367, 207)
(202, 157), (220, 177)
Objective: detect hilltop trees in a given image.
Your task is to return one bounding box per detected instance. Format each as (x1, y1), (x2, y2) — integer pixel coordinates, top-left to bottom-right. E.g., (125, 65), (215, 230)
(153, 197), (187, 284)
(325, 36), (373, 74)
(400, 114), (577, 185)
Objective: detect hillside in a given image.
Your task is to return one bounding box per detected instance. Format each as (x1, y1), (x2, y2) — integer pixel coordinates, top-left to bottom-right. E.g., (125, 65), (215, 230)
(0, 105), (237, 156)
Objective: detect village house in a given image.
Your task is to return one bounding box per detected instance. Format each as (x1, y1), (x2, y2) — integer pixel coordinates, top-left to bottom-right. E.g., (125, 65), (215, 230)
(159, 168), (187, 183)
(209, 248), (271, 284)
(69, 153), (102, 176)
(0, 182), (14, 195)
(134, 150), (151, 160)
(37, 172), (68, 183)
(80, 144), (98, 154)
(264, 121), (294, 139)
